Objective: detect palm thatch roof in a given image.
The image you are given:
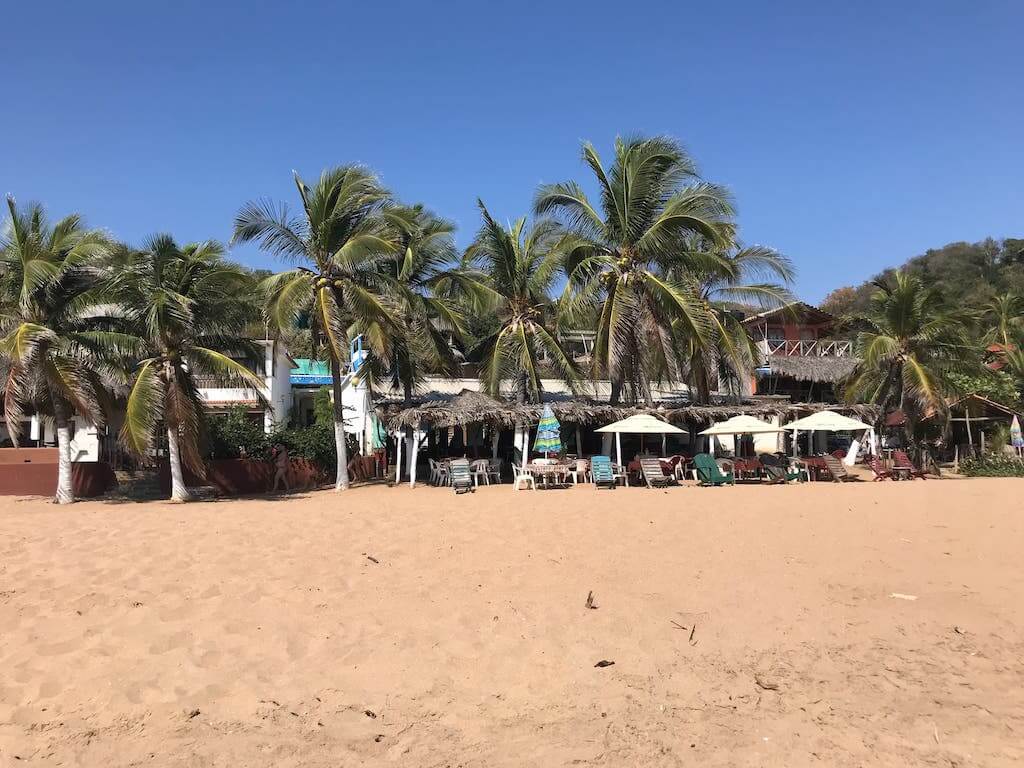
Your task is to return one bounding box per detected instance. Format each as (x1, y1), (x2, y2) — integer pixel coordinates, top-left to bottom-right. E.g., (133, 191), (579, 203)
(741, 301), (837, 327)
(381, 389), (881, 430)
(760, 355), (860, 384)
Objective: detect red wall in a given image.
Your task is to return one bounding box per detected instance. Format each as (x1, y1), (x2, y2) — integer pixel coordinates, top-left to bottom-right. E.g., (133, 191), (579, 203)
(158, 458), (327, 496)
(0, 449), (115, 497)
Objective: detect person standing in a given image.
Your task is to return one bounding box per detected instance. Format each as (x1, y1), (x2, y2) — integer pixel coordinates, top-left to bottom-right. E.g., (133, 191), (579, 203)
(271, 443), (290, 492)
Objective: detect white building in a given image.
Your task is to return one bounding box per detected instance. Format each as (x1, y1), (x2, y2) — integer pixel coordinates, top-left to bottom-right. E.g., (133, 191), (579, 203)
(196, 339), (293, 432)
(0, 414), (101, 461)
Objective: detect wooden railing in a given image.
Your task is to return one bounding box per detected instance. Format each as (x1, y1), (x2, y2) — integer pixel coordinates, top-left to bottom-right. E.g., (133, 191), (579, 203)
(758, 339), (853, 357)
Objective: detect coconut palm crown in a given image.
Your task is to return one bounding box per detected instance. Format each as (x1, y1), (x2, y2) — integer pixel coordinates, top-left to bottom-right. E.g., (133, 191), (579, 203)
(232, 166), (399, 490)
(845, 271), (977, 433)
(460, 200), (580, 403)
(535, 135), (736, 405)
(106, 236), (267, 501)
(0, 197), (114, 503)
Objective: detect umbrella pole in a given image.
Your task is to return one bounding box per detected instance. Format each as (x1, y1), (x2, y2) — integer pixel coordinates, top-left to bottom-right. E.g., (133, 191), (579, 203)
(662, 433), (666, 456)
(616, 432), (622, 468)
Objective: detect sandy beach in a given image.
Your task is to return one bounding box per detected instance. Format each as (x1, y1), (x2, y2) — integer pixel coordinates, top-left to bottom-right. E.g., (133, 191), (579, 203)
(1, 478), (1022, 766)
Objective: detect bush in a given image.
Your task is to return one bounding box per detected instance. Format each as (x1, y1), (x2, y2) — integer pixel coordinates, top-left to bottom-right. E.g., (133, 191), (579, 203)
(206, 388), (358, 476)
(266, 386), (358, 474)
(269, 424), (336, 473)
(207, 407), (269, 459)
(960, 453), (1024, 477)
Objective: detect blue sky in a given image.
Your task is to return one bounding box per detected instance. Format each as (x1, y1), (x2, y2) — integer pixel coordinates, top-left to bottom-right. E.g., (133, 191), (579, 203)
(4, 1), (1021, 302)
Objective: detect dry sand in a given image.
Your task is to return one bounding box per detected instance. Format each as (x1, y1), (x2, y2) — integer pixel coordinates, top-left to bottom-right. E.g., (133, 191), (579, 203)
(1, 478), (1022, 766)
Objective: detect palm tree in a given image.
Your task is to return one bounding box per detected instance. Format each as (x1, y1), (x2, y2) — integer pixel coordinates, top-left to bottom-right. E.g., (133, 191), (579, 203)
(107, 236), (267, 501)
(233, 167), (398, 490)
(460, 200), (580, 403)
(670, 239), (794, 402)
(372, 204), (468, 403)
(535, 135), (735, 405)
(0, 197), (113, 503)
(845, 271), (977, 443)
(983, 293), (1023, 349)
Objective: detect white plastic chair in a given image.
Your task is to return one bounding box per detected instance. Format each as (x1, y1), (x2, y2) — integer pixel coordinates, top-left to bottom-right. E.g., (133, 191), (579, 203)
(470, 459), (491, 487)
(568, 458), (590, 485)
(433, 459), (450, 487)
(511, 463), (535, 490)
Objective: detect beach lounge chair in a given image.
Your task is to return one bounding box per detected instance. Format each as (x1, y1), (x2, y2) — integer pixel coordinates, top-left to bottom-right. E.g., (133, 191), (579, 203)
(640, 457), (675, 489)
(590, 456), (617, 489)
(758, 453), (802, 484)
(893, 450), (927, 479)
(822, 454), (856, 482)
(870, 457), (893, 481)
(450, 459), (474, 494)
(693, 453), (734, 486)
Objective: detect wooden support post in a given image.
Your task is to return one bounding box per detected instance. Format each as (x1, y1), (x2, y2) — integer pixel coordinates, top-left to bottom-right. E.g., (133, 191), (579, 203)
(395, 431), (403, 484)
(409, 430), (420, 488)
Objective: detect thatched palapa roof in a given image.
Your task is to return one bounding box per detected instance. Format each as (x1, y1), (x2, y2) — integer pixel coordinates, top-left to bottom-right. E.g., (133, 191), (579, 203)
(760, 355), (860, 384)
(381, 389), (881, 430)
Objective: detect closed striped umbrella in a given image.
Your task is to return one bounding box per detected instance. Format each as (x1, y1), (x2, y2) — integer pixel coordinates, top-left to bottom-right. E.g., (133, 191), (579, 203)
(533, 404), (562, 456)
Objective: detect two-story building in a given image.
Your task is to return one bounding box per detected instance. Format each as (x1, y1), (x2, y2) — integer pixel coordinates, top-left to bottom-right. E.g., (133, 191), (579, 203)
(741, 302), (858, 402)
(196, 339), (294, 432)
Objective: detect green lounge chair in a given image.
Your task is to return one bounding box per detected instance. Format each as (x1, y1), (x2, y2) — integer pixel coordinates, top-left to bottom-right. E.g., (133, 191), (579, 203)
(449, 458), (474, 494)
(757, 453), (803, 483)
(693, 453), (734, 486)
(590, 456), (617, 489)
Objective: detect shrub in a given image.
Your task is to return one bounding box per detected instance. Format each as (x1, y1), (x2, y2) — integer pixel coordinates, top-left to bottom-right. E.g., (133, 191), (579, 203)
(960, 453), (1024, 477)
(207, 407), (269, 459)
(269, 424), (336, 473)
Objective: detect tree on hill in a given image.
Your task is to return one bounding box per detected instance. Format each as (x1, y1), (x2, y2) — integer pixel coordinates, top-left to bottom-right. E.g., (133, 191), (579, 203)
(822, 237), (1024, 317)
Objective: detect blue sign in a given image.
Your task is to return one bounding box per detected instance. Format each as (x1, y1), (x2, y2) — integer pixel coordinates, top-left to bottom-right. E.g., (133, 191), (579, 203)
(290, 374), (333, 386)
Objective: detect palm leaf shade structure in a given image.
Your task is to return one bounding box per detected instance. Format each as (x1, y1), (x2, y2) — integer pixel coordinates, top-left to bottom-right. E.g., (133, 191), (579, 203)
(533, 403), (562, 456)
(104, 236), (267, 501)
(535, 136), (736, 405)
(233, 166), (399, 490)
(0, 197), (114, 503)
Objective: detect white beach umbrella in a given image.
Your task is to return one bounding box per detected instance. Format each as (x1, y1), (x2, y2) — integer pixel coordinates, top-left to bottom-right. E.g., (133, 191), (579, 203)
(784, 410), (873, 432)
(596, 414), (684, 466)
(700, 414), (785, 458)
(699, 415), (784, 436)
(785, 410), (874, 460)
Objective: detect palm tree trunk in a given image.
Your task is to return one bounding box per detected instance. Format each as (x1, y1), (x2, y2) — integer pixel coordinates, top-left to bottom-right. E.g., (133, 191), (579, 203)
(166, 424), (192, 502)
(640, 375), (654, 408)
(609, 378), (622, 405)
(51, 399), (75, 505)
(331, 356), (351, 491)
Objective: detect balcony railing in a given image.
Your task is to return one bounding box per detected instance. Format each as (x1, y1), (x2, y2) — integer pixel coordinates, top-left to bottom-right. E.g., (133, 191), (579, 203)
(758, 338), (853, 358)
